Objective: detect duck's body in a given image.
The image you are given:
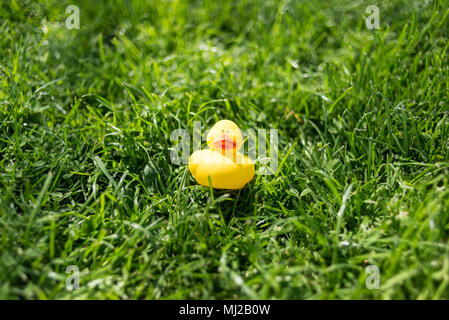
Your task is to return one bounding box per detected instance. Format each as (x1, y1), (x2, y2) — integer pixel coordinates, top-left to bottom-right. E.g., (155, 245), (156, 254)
(189, 149), (255, 189)
(188, 120), (255, 189)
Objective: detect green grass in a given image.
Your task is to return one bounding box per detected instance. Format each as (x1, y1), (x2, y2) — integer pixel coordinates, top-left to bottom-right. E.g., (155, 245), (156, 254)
(1, 0), (449, 299)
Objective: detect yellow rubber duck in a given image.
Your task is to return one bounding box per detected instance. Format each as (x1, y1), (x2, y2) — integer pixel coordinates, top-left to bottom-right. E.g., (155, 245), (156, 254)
(188, 120), (255, 189)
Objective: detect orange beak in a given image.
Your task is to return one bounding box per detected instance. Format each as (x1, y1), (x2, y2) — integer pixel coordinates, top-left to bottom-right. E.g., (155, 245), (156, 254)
(213, 135), (237, 150)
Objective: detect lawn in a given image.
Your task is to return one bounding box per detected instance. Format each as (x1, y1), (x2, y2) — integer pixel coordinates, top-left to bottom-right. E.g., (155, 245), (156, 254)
(0, 0), (448, 299)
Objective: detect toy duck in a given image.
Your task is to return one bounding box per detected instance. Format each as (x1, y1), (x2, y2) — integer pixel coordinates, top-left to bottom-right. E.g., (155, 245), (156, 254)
(188, 120), (255, 189)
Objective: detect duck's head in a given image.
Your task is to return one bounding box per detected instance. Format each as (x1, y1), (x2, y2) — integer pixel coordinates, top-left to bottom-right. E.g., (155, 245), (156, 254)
(207, 120), (243, 152)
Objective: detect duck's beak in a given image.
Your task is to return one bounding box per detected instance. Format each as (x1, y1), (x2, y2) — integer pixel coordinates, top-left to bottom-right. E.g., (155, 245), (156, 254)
(213, 135), (237, 151)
